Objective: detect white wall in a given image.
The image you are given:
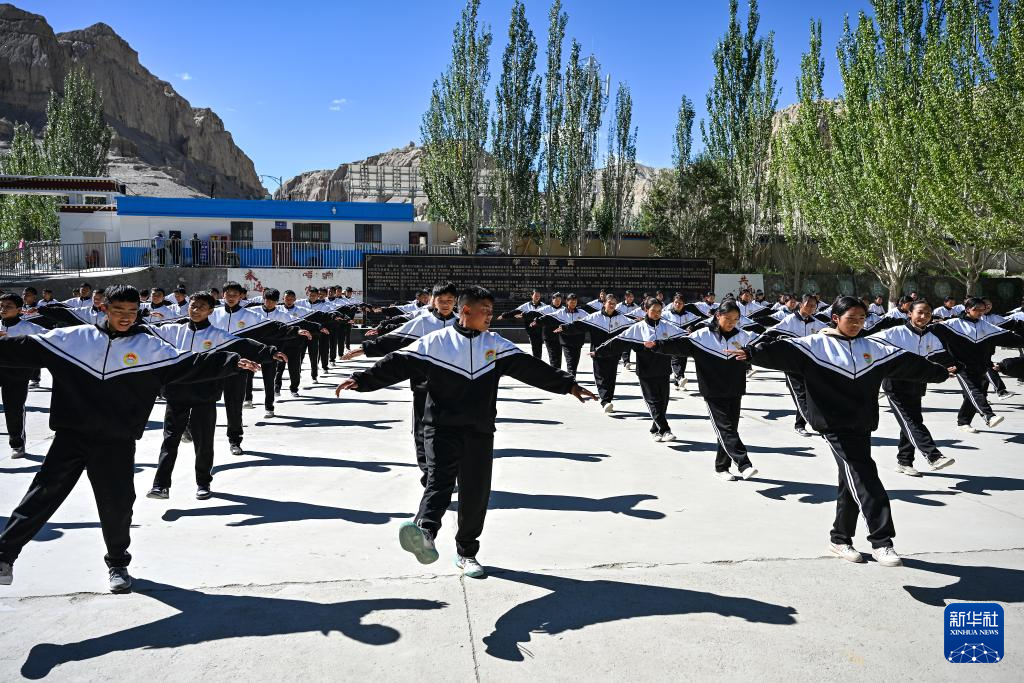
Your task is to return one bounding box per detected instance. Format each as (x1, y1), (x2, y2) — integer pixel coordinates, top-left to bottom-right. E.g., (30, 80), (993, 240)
(57, 211), (120, 243)
(226, 268), (363, 297)
(114, 216), (425, 245)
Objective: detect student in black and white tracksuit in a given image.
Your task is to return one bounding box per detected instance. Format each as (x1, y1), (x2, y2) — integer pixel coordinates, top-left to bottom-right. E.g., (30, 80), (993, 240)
(244, 288), (314, 417)
(583, 289), (607, 313)
(868, 300), (959, 476)
(0, 285), (256, 592)
(561, 294), (633, 412)
(275, 290), (325, 397)
(0, 294), (47, 458)
(661, 294), (705, 390)
(336, 286), (595, 578)
(543, 294), (590, 377)
(497, 289), (547, 359)
(930, 297), (1024, 433)
(342, 282), (459, 486)
(759, 295), (827, 436)
(647, 301), (760, 480)
(595, 298), (686, 442)
(210, 281), (311, 455)
(615, 291), (643, 370)
(147, 291), (285, 500)
(738, 297), (952, 568)
(531, 292), (565, 370)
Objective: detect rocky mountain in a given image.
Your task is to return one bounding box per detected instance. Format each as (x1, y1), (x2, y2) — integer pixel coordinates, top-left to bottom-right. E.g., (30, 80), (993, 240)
(0, 3), (264, 198)
(277, 142), (662, 220)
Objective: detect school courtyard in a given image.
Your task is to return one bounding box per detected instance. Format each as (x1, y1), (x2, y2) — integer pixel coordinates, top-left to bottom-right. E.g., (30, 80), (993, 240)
(0, 349), (1021, 681)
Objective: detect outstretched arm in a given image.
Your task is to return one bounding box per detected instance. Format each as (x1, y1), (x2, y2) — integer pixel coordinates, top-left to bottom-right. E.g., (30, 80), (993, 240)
(336, 350), (422, 394)
(499, 352), (596, 401)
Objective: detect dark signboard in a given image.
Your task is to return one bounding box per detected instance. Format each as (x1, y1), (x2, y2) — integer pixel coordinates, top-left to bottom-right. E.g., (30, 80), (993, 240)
(363, 254), (715, 311)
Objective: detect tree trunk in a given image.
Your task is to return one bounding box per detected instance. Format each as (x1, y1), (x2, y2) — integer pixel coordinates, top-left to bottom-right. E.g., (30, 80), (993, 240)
(884, 272), (906, 309)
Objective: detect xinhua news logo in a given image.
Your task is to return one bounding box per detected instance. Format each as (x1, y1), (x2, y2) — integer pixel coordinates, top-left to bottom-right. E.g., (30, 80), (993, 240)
(944, 603), (1004, 663)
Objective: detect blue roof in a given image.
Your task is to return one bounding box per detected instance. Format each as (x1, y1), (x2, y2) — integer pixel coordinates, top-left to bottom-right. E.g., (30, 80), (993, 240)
(117, 196), (415, 222)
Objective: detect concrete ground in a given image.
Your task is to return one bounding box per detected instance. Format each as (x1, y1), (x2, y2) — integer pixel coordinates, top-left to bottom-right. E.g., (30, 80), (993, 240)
(0, 347), (1022, 681)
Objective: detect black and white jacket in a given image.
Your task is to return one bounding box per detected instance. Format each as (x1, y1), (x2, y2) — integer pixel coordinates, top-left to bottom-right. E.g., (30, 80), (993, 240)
(38, 303), (107, 328)
(0, 323), (243, 438)
(539, 306), (590, 344)
(561, 309), (635, 351)
(662, 307), (704, 330)
(351, 324), (576, 433)
(594, 318), (687, 378)
(931, 315), (1024, 373)
(871, 321), (957, 396)
(499, 300), (548, 331)
(1, 315), (47, 381)
(654, 326), (758, 398)
(745, 329), (950, 433)
(362, 310), (458, 358)
(762, 312), (827, 339)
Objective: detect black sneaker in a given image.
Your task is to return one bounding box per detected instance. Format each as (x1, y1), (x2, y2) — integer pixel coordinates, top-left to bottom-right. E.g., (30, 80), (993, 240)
(196, 486), (212, 500)
(146, 486), (169, 500)
(108, 566), (132, 593)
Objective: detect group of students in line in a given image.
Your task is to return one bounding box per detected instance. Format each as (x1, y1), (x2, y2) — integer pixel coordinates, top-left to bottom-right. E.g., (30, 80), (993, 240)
(1, 278), (1023, 590)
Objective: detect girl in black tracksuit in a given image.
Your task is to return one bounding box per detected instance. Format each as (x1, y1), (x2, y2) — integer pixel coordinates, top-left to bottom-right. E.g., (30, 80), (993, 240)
(497, 291), (547, 359)
(595, 298), (684, 441)
(741, 297), (952, 564)
(540, 294), (589, 377)
(661, 296), (707, 388)
(530, 294), (565, 370)
(558, 295), (634, 410)
(930, 297), (1024, 429)
(648, 302), (760, 479)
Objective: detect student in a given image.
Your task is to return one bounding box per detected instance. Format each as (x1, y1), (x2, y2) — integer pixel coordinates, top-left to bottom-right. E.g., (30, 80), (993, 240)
(210, 281), (310, 455)
(931, 296), (957, 320)
(148, 291), (286, 499)
(297, 288), (334, 382)
(868, 295), (887, 317)
(497, 289), (547, 359)
(583, 289), (607, 313)
(38, 288), (107, 327)
(275, 290), (325, 398)
(647, 301), (760, 480)
(62, 282), (92, 307)
(36, 289), (57, 309)
(661, 294), (705, 390)
(336, 286), (596, 578)
(869, 300), (958, 476)
(615, 291), (642, 370)
(931, 296), (1024, 433)
(532, 292), (565, 370)
(245, 288), (313, 418)
(734, 296), (953, 568)
(544, 294), (589, 377)
(760, 294), (828, 437)
(564, 294), (633, 413)
(169, 286), (189, 313)
(693, 291), (718, 317)
(0, 285), (257, 592)
(143, 288), (179, 323)
(768, 296), (800, 321)
(0, 294), (46, 458)
(595, 297), (685, 442)
(18, 288), (44, 388)
(735, 290), (766, 318)
(342, 282), (459, 486)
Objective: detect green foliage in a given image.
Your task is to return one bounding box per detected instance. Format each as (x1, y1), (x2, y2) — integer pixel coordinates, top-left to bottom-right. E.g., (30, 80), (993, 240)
(597, 82), (637, 255)
(491, 0), (543, 255)
(0, 124), (59, 242)
(43, 66), (111, 177)
(420, 0), (492, 255)
(539, 0), (568, 254)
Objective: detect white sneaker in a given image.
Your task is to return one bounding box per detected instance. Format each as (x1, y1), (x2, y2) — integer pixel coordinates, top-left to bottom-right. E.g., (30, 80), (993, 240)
(716, 471), (737, 482)
(290, 391), (300, 399)
(986, 415), (1004, 428)
(264, 410), (275, 419)
(927, 455), (955, 471)
(10, 447), (25, 459)
(894, 464), (921, 477)
(0, 561), (12, 585)
(676, 377), (688, 390)
(828, 542), (864, 563)
(603, 402), (614, 414)
(661, 432), (676, 442)
(651, 433), (663, 442)
(740, 467), (758, 480)
(242, 401), (254, 409)
(994, 390), (1015, 402)
(108, 566), (133, 593)
(398, 522), (439, 564)
(872, 546), (903, 567)
(275, 390), (281, 397)
(957, 424), (978, 434)
(455, 556), (486, 578)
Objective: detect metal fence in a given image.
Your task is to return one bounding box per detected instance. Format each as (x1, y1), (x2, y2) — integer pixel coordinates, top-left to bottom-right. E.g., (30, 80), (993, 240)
(0, 239), (461, 277)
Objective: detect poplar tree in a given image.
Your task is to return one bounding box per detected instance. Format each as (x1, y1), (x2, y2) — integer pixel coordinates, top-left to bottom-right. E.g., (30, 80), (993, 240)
(43, 66), (111, 177)
(420, 0), (492, 255)
(597, 82), (637, 256)
(539, 0), (568, 254)
(0, 124), (59, 242)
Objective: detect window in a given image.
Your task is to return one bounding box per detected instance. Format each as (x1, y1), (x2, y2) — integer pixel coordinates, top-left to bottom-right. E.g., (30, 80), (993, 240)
(230, 221), (254, 243)
(293, 222), (331, 243)
(355, 223), (382, 243)
(84, 196), (108, 205)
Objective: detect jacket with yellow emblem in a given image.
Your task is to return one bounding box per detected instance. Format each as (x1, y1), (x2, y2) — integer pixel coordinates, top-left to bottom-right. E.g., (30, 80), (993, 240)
(593, 317), (686, 378)
(350, 324), (576, 433)
(0, 322), (244, 438)
(650, 325), (758, 398)
(744, 327), (950, 433)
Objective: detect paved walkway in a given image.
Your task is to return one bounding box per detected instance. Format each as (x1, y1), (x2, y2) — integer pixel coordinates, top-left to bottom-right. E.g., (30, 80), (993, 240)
(1, 350), (1021, 680)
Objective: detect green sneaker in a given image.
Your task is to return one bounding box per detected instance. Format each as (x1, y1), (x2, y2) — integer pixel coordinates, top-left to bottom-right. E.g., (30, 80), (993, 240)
(398, 522), (439, 564)
(455, 556), (486, 578)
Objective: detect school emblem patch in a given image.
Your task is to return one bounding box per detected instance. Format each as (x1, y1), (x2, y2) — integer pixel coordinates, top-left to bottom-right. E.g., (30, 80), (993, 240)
(862, 353), (873, 364)
(237, 321), (246, 328)
(202, 340), (213, 350)
(123, 352), (139, 366)
(484, 348), (497, 363)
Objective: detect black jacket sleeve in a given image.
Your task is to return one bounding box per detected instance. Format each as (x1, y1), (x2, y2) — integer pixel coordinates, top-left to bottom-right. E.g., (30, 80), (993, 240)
(361, 331), (418, 357)
(744, 337), (805, 373)
(498, 352), (576, 394)
(593, 335), (631, 358)
(652, 337), (695, 357)
(224, 337), (278, 363)
(996, 356), (1024, 379)
(37, 305), (85, 328)
(0, 336), (48, 369)
(237, 320), (302, 346)
(351, 351), (424, 391)
(160, 350), (244, 385)
(884, 353), (951, 384)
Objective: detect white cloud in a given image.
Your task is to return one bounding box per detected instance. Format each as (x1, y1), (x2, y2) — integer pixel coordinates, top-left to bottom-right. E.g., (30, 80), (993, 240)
(177, 72), (193, 81)
(329, 97), (347, 111)
(332, 98), (347, 105)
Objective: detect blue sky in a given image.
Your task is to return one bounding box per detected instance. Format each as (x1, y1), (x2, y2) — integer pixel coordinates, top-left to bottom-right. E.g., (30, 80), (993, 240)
(20, 0), (875, 187)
